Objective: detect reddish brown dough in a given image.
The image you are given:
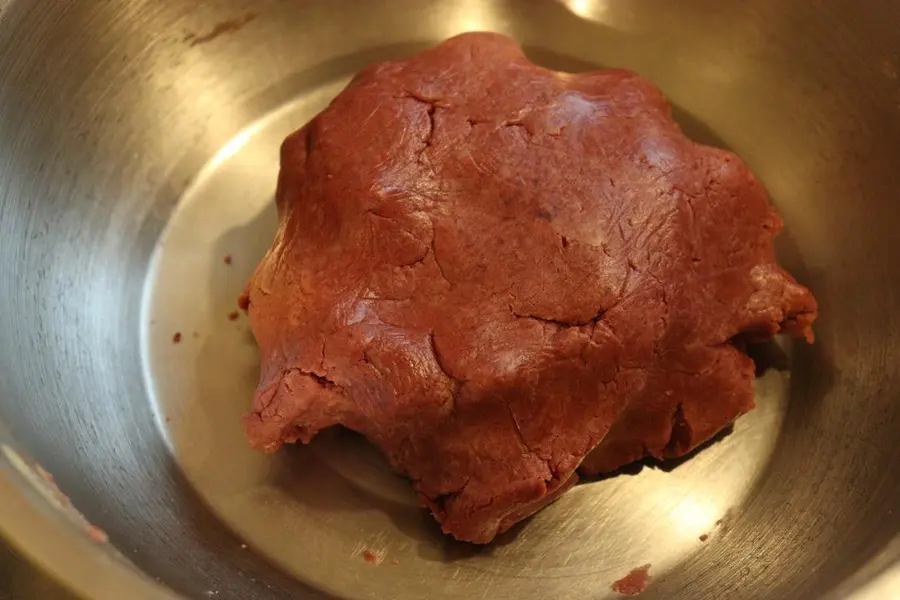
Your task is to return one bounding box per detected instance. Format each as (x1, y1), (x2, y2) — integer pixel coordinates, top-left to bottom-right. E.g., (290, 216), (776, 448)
(240, 33), (817, 543)
(612, 564), (653, 596)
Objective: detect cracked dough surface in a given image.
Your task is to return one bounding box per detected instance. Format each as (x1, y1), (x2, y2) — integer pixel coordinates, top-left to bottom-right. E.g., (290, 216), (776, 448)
(239, 32), (817, 543)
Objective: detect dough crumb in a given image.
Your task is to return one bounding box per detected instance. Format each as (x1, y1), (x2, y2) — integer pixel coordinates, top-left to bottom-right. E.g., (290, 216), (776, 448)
(612, 564), (652, 596)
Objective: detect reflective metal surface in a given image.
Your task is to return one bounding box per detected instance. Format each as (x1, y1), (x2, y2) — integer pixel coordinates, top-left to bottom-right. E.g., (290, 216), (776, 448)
(1, 1), (899, 599)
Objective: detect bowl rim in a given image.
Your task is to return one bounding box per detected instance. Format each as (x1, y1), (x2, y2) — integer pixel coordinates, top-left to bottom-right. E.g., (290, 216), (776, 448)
(0, 443), (181, 600)
(2, 433), (899, 600)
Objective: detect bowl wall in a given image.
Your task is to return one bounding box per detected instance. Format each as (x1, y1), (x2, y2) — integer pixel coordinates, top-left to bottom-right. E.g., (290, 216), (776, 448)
(1, 1), (899, 599)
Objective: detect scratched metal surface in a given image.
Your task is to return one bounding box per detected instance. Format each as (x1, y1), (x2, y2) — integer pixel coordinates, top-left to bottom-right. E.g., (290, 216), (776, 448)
(1, 1), (900, 599)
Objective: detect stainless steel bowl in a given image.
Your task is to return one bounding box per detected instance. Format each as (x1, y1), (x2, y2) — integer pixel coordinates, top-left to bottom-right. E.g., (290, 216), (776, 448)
(1, 1), (899, 599)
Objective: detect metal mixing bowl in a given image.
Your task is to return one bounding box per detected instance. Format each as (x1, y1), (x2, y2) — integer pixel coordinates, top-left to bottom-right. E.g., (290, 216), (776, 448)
(1, 1), (899, 598)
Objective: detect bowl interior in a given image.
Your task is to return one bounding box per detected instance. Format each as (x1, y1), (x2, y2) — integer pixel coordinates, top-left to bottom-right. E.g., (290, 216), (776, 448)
(1, 1), (900, 599)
